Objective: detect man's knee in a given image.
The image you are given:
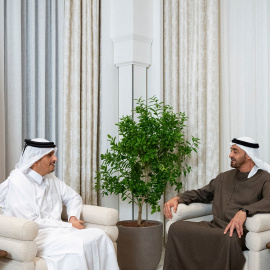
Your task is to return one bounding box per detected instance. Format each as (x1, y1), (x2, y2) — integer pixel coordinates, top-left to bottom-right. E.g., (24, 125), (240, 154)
(168, 221), (186, 238)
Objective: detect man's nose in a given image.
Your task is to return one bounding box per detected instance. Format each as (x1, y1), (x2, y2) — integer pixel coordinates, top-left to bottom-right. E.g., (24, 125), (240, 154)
(53, 155), (58, 162)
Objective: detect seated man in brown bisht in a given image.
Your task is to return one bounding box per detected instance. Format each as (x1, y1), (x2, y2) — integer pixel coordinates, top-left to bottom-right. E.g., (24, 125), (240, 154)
(163, 137), (270, 270)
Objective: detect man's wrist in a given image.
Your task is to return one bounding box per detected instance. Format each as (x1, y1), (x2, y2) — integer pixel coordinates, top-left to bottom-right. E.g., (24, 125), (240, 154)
(176, 196), (185, 203)
(69, 216), (78, 223)
(239, 208), (250, 217)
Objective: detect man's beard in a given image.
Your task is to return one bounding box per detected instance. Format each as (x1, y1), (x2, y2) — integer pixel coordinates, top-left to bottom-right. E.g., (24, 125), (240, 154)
(230, 161), (237, 168)
(230, 156), (246, 169)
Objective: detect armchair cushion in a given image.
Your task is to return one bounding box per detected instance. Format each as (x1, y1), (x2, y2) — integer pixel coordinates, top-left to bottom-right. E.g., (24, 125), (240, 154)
(81, 205), (119, 226)
(61, 205), (119, 226)
(33, 257), (47, 270)
(0, 258), (35, 270)
(0, 204), (119, 270)
(245, 214), (270, 233)
(171, 203), (213, 221)
(166, 203), (213, 233)
(84, 223), (118, 242)
(0, 215), (38, 241)
(246, 231), (270, 252)
(0, 237), (37, 262)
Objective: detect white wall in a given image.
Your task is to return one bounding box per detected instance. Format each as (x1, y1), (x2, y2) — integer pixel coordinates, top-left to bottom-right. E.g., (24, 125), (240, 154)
(99, 0), (119, 210)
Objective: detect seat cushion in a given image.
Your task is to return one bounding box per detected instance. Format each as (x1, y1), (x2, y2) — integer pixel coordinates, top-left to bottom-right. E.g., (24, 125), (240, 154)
(246, 230), (270, 252)
(0, 237), (37, 262)
(84, 223), (118, 242)
(0, 257), (35, 270)
(33, 257), (48, 270)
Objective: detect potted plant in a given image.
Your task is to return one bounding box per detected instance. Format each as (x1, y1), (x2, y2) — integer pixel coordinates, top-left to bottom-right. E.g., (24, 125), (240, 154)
(96, 96), (199, 270)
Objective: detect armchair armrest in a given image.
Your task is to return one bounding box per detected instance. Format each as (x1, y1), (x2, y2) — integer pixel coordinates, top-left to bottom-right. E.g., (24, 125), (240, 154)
(166, 203), (213, 233)
(171, 203), (213, 222)
(81, 205), (119, 243)
(0, 215), (38, 241)
(245, 213), (270, 252)
(81, 205), (119, 226)
(61, 205), (119, 226)
(245, 213), (270, 232)
(0, 215), (38, 262)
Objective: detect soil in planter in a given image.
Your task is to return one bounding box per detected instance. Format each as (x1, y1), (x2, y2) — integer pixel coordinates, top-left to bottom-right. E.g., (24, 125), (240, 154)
(117, 220), (158, 228)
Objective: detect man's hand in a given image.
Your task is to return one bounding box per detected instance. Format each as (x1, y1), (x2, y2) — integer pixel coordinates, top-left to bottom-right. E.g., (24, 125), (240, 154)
(224, 210), (247, 238)
(69, 216), (85, 229)
(163, 196), (180, 219)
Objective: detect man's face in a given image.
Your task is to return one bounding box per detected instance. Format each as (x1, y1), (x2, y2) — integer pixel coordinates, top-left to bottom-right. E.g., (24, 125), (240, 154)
(229, 145), (248, 169)
(32, 150), (57, 176)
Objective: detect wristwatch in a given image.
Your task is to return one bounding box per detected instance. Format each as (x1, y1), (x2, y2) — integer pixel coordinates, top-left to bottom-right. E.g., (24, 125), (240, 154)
(239, 208), (250, 217)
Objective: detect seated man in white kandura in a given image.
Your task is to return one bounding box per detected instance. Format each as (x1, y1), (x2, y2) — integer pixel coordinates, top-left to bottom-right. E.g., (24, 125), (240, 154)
(0, 138), (119, 270)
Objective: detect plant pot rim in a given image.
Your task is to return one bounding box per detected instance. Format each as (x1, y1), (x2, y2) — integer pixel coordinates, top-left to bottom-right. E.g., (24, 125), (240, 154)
(117, 220), (163, 229)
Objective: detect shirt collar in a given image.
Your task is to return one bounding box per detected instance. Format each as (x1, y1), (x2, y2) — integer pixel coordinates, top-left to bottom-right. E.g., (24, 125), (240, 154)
(248, 165), (258, 178)
(27, 169), (44, 185)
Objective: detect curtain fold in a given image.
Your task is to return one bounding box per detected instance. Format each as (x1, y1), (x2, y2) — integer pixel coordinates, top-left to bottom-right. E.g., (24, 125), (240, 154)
(163, 0), (219, 196)
(3, 0), (23, 177)
(63, 0), (100, 205)
(0, 0), (5, 182)
(0, 0), (64, 180)
(220, 0), (270, 172)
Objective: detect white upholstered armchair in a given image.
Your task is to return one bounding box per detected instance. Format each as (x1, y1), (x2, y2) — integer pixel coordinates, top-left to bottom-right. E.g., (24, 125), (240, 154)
(166, 203), (270, 270)
(0, 205), (119, 270)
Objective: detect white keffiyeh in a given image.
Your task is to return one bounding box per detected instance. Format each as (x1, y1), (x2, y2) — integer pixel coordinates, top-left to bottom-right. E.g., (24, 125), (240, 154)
(230, 136), (270, 178)
(16, 138), (57, 173)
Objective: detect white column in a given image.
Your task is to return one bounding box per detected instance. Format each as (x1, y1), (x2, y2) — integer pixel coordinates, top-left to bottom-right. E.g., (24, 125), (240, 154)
(147, 0), (163, 103)
(111, 0), (155, 221)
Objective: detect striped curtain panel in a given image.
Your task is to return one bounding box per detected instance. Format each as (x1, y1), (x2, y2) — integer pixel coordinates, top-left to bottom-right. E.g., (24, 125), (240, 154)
(163, 0), (219, 196)
(63, 0), (100, 205)
(0, 0), (64, 179)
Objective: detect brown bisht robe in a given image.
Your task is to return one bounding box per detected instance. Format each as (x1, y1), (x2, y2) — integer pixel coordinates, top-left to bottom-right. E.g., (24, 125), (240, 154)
(164, 169), (270, 270)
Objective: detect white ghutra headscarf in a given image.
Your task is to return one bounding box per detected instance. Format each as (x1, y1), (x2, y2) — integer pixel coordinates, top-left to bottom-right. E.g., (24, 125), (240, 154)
(0, 138), (57, 206)
(230, 136), (270, 178)
(16, 138), (57, 173)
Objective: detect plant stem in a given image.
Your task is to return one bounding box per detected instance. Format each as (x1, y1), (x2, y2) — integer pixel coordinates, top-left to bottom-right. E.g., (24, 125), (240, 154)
(137, 197), (145, 226)
(137, 167), (149, 226)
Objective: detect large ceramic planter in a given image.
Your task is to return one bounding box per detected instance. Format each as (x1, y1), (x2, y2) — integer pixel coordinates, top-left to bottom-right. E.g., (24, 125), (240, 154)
(117, 220), (163, 270)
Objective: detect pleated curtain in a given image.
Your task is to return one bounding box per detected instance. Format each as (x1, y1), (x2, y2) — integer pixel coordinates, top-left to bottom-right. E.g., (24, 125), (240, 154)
(63, 0), (100, 205)
(220, 0), (270, 172)
(0, 0), (5, 182)
(163, 0), (220, 196)
(0, 0), (64, 179)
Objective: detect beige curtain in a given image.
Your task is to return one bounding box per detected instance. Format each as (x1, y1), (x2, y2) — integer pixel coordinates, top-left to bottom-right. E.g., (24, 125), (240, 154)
(220, 0), (270, 173)
(63, 0), (100, 205)
(0, 0), (64, 181)
(163, 0), (219, 195)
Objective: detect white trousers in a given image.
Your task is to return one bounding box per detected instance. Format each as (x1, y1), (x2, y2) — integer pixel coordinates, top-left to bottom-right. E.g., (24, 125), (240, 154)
(35, 227), (119, 270)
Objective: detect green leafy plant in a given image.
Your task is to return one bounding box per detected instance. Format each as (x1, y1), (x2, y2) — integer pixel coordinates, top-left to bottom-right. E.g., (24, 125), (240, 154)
(95, 97), (199, 226)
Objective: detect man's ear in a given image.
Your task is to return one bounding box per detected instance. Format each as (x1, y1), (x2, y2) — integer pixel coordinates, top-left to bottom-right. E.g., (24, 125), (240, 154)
(30, 161), (38, 169)
(246, 154), (252, 160)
